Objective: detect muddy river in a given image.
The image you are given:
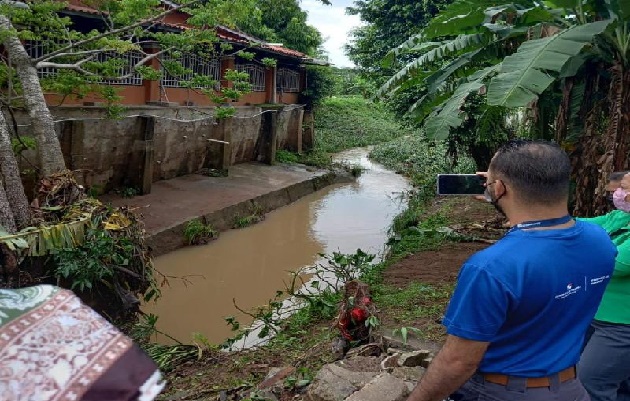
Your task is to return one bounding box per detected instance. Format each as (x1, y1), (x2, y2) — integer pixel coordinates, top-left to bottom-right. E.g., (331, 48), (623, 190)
(143, 148), (411, 345)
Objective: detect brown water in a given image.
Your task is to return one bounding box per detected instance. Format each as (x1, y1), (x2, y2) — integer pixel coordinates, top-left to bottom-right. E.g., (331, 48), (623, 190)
(143, 148), (411, 345)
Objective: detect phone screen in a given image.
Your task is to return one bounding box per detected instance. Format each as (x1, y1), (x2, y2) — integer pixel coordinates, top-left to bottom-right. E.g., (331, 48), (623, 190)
(437, 174), (486, 195)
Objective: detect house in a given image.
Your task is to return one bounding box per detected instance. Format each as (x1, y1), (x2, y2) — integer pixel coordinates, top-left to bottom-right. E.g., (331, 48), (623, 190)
(29, 0), (326, 108)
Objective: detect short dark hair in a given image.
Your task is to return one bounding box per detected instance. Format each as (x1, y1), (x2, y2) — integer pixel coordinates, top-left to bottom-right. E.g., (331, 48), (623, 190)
(608, 171), (629, 182)
(489, 139), (571, 204)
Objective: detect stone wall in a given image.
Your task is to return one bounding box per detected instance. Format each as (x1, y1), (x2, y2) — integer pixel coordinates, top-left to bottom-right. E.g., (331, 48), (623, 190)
(11, 105), (311, 195)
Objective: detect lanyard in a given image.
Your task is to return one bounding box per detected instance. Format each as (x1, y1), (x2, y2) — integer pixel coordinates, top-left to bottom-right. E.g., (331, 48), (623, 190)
(507, 215), (573, 234)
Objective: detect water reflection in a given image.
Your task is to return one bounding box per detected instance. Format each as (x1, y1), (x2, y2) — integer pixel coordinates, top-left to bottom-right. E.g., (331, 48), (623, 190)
(144, 148), (411, 344)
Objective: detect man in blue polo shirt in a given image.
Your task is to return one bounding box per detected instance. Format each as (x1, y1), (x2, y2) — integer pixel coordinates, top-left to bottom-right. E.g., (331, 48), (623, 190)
(406, 140), (617, 401)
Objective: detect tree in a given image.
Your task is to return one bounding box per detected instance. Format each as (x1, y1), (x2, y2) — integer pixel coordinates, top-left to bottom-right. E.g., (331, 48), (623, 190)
(379, 0), (630, 214)
(0, 0), (285, 232)
(236, 0), (324, 56)
(346, 0), (450, 83)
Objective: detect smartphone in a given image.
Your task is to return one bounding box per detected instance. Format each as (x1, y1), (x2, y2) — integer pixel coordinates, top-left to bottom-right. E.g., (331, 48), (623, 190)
(437, 174), (486, 195)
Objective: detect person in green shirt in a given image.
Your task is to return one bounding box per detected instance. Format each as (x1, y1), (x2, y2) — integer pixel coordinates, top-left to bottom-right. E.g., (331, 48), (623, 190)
(578, 171), (630, 401)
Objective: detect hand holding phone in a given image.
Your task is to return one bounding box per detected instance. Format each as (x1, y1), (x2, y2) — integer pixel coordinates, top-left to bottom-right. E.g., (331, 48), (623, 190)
(437, 174), (486, 196)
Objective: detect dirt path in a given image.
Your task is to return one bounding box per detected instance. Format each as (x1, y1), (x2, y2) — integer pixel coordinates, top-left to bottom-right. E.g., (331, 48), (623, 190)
(383, 242), (489, 287)
(377, 197), (503, 344)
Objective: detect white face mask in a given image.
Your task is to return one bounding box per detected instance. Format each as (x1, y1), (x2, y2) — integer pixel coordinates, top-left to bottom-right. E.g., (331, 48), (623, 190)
(613, 188), (630, 212)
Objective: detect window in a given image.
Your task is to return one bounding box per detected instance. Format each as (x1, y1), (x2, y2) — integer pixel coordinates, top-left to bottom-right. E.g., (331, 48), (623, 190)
(97, 51), (144, 86)
(25, 40), (143, 85)
(161, 53), (220, 89)
(235, 63), (266, 92)
(277, 68), (300, 92)
(25, 40), (62, 79)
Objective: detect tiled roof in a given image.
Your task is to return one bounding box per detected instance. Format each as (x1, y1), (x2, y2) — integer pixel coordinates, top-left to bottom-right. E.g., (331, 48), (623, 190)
(65, 3), (102, 15)
(62, 2), (312, 61)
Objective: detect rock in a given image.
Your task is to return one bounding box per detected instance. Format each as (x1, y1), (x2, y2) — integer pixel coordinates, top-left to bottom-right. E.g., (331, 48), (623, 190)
(398, 350), (431, 367)
(345, 373), (409, 401)
(421, 357), (433, 368)
(387, 347), (406, 355)
(382, 335), (419, 352)
(338, 356), (382, 373)
(306, 364), (379, 401)
(259, 366), (295, 390)
(253, 388), (280, 401)
(390, 366), (426, 382)
(345, 343), (382, 358)
(381, 354), (400, 371)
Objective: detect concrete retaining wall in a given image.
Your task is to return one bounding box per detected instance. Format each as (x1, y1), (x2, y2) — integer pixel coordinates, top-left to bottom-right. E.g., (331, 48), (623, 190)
(11, 105), (312, 195)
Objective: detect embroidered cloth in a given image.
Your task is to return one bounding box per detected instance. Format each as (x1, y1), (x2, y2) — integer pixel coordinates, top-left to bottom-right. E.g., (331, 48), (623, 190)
(0, 285), (164, 401)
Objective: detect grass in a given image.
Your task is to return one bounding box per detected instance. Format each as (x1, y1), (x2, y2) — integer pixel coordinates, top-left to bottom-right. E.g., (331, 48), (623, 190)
(184, 219), (218, 245)
(276, 96), (408, 168)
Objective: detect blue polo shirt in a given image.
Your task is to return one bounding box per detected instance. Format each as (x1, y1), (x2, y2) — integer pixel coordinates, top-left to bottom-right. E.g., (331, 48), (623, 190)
(443, 220), (616, 376)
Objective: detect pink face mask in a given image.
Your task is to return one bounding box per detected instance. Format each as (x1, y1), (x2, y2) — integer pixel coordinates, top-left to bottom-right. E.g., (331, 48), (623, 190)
(613, 188), (630, 212)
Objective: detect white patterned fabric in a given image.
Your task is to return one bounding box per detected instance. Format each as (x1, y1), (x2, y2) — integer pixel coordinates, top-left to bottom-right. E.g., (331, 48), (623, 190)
(0, 285), (164, 401)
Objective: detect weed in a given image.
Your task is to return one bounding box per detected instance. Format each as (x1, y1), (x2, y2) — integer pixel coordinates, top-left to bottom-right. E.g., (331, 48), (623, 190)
(184, 219), (218, 245)
(54, 226), (117, 291)
(391, 326), (422, 345)
(233, 203), (265, 229)
(276, 149), (300, 164)
(87, 184), (104, 197)
(119, 187), (139, 198)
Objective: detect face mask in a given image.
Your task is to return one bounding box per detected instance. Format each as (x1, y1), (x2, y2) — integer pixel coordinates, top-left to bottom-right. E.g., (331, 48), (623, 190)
(484, 185), (506, 216)
(613, 188), (630, 212)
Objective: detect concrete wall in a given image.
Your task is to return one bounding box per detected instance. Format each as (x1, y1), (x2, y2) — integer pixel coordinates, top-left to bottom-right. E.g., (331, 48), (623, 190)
(12, 105), (309, 195)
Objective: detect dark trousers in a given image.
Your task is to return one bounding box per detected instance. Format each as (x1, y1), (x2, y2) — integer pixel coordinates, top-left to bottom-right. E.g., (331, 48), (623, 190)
(579, 320), (630, 401)
(449, 373), (590, 401)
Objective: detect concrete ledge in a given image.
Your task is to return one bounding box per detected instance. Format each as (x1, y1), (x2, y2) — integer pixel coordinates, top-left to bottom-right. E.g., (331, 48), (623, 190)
(145, 170), (340, 256)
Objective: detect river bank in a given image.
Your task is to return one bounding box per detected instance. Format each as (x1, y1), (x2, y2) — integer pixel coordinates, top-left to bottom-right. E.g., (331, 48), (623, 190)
(157, 195), (503, 401)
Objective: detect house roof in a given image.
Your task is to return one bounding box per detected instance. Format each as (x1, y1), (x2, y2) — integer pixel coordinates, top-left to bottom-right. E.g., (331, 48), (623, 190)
(62, 1), (326, 64)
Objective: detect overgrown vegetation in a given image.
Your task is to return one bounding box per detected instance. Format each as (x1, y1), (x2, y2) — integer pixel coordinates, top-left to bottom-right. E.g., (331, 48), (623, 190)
(277, 96), (409, 168)
(184, 219), (218, 245)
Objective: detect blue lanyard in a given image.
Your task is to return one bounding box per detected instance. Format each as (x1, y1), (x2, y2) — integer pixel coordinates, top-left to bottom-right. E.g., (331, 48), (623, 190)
(507, 215), (573, 234)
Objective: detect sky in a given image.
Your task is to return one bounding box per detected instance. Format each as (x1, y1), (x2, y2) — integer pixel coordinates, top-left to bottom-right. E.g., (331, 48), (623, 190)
(300, 0), (363, 68)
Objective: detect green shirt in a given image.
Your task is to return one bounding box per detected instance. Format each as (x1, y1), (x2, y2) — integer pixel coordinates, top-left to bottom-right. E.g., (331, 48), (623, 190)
(578, 210), (630, 323)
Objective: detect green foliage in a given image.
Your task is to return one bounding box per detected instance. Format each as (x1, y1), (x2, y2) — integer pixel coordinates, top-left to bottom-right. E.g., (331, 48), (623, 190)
(275, 149), (300, 164)
(215, 106), (236, 120)
(235, 0), (323, 55)
(370, 134), (475, 186)
(313, 96), (405, 154)
(487, 20), (612, 107)
(391, 326), (422, 345)
(346, 0), (451, 83)
(11, 136), (36, 155)
(261, 57), (277, 68)
(54, 224), (126, 292)
(377, 282), (453, 326)
(303, 65), (337, 106)
(233, 204), (265, 228)
(184, 219), (218, 245)
(222, 249), (376, 350)
(119, 187), (139, 198)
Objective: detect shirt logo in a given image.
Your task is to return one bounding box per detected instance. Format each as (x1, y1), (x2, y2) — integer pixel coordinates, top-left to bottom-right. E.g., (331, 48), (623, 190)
(590, 275), (610, 285)
(555, 282), (582, 300)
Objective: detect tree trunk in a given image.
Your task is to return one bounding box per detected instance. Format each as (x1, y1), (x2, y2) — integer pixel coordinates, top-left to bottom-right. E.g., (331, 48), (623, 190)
(0, 15), (66, 176)
(0, 113), (30, 229)
(608, 63), (630, 171)
(0, 178), (17, 233)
